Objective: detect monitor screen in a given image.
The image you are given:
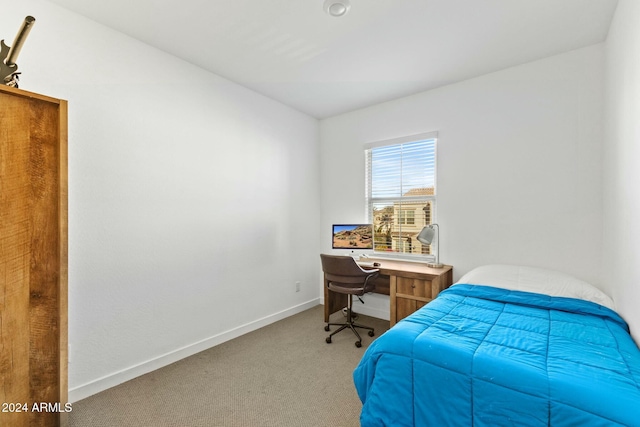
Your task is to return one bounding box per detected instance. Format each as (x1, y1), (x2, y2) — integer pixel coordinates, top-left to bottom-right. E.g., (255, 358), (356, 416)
(332, 224), (374, 249)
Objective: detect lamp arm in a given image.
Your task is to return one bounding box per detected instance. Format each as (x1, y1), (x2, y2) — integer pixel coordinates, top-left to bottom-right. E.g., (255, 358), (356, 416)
(432, 223), (439, 265)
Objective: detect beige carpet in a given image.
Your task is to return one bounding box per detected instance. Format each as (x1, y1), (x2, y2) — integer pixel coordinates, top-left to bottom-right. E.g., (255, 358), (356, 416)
(69, 305), (390, 427)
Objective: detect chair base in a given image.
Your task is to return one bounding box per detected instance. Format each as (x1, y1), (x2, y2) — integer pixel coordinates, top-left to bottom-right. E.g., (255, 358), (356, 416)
(325, 295), (374, 347)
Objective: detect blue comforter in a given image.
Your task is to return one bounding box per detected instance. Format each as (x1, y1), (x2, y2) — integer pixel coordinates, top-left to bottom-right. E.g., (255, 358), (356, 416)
(353, 285), (640, 426)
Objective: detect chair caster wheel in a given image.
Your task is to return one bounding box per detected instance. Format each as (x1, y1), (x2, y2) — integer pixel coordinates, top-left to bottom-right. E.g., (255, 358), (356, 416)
(326, 337), (332, 344)
(355, 341), (362, 348)
(324, 325), (330, 331)
(368, 330), (375, 337)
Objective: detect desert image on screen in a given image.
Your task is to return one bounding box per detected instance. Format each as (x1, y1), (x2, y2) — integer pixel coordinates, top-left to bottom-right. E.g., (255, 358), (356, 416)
(332, 225), (373, 249)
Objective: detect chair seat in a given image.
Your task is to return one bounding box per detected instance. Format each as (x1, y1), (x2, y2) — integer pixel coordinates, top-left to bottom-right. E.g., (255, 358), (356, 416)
(328, 282), (371, 295)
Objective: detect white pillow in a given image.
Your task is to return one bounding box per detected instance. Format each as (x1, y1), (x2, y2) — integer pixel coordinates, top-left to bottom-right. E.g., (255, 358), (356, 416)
(455, 264), (616, 311)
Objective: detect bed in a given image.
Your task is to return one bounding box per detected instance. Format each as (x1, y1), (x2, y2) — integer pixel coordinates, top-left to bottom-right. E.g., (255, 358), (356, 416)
(353, 265), (640, 426)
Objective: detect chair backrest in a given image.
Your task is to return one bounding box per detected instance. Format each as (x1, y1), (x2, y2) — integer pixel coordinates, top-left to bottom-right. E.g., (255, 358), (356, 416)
(320, 254), (379, 289)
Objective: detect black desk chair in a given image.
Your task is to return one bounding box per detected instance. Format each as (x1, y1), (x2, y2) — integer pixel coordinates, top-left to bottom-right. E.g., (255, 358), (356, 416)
(320, 254), (379, 348)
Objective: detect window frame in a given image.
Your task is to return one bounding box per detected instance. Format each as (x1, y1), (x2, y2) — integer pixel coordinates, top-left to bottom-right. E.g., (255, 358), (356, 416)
(364, 131), (438, 261)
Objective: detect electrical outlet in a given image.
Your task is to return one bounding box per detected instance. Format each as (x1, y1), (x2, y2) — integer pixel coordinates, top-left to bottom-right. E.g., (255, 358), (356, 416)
(295, 281), (301, 292)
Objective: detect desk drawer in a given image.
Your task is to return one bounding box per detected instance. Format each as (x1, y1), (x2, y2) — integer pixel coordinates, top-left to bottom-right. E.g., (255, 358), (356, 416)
(396, 277), (432, 300)
(390, 271), (452, 326)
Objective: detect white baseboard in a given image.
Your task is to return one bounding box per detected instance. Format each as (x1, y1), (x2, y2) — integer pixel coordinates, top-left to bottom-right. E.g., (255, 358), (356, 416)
(69, 298), (320, 403)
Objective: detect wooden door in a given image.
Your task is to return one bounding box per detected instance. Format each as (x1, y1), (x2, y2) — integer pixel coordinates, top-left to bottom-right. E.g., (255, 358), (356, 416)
(0, 86), (68, 427)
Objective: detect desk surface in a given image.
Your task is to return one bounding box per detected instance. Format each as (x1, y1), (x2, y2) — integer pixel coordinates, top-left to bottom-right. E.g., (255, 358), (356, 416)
(357, 258), (453, 278)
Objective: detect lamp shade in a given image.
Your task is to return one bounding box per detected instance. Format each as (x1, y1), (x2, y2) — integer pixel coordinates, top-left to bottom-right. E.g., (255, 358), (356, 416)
(417, 226), (435, 245)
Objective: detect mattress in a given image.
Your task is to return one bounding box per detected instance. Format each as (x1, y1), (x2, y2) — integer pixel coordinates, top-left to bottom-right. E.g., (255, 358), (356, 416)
(353, 265), (640, 426)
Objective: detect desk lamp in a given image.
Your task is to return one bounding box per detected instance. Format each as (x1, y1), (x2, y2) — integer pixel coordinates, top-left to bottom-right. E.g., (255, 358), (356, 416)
(417, 224), (443, 268)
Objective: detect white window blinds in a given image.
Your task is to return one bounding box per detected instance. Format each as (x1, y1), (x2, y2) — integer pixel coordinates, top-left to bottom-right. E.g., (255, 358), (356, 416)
(365, 132), (437, 256)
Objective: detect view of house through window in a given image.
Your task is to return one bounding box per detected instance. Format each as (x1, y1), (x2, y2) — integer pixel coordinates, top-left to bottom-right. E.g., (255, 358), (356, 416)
(365, 133), (437, 257)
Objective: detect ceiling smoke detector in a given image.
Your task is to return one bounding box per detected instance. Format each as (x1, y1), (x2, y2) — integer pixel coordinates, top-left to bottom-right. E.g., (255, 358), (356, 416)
(323, 0), (351, 17)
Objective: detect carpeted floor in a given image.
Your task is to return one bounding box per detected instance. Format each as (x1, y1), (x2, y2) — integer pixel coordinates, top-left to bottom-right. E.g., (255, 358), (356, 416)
(69, 305), (390, 427)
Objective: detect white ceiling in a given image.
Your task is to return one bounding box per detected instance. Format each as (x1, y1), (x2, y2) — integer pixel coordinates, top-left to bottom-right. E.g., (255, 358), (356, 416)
(46, 0), (618, 119)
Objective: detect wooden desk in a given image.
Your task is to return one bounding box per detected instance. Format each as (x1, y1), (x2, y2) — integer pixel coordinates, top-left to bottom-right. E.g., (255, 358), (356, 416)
(323, 258), (453, 326)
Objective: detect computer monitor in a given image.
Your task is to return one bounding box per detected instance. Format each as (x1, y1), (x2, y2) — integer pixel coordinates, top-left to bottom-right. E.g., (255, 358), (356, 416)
(332, 224), (374, 250)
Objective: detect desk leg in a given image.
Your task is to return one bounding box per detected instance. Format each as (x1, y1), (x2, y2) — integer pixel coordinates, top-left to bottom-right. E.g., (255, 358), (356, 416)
(389, 275), (397, 327)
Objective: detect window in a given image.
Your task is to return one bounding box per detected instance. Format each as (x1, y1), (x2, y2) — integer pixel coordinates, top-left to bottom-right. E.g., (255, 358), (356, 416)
(397, 210), (415, 225)
(365, 132), (437, 257)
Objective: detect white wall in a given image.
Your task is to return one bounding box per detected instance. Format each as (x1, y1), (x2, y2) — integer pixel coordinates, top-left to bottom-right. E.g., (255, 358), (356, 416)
(603, 0), (640, 344)
(1, 0), (320, 400)
(320, 45), (605, 319)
